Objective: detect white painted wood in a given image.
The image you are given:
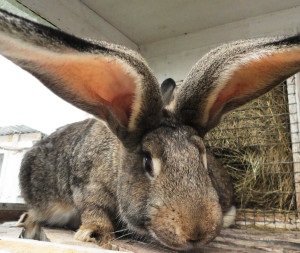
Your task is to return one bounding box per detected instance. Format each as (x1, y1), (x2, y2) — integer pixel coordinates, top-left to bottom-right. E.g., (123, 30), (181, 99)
(17, 0), (138, 50)
(0, 133), (42, 144)
(0, 0), (53, 26)
(0, 133), (42, 204)
(295, 73), (300, 210)
(296, 73), (300, 115)
(287, 76), (300, 210)
(142, 5), (300, 57)
(81, 0), (300, 44)
(141, 5), (300, 82)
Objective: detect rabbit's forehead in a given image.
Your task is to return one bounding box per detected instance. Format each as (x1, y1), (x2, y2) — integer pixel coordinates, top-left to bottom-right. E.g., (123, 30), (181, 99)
(142, 126), (206, 158)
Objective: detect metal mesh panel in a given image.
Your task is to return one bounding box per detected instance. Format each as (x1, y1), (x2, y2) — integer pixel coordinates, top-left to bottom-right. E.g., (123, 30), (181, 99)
(205, 78), (300, 229)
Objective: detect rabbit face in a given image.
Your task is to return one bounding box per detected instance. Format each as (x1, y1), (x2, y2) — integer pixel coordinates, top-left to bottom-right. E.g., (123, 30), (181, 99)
(118, 122), (222, 250)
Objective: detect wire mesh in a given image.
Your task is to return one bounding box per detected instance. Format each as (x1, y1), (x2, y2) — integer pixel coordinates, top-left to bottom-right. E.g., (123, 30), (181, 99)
(205, 78), (300, 230)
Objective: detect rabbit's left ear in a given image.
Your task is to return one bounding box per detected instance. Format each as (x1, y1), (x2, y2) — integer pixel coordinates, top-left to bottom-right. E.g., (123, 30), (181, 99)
(0, 10), (163, 146)
(173, 35), (300, 136)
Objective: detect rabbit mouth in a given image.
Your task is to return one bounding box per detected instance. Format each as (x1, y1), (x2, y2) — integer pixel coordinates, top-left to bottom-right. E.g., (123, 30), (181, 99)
(148, 227), (213, 251)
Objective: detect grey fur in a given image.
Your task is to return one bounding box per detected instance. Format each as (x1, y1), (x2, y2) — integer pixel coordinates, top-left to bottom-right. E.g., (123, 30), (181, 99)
(175, 36), (300, 136)
(1, 9), (300, 251)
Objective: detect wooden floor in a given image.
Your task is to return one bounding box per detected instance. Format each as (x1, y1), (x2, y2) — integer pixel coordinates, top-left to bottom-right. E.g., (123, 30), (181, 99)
(1, 221), (300, 252)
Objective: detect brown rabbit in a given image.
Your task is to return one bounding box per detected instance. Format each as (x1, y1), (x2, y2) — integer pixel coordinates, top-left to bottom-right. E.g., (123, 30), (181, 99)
(1, 9), (300, 251)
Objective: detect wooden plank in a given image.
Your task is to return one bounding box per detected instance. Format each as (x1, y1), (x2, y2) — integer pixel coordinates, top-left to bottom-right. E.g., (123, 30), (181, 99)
(0, 203), (27, 222)
(0, 237), (125, 253)
(1, 221), (300, 252)
(0, 210), (24, 222)
(287, 76), (300, 210)
(210, 229), (300, 252)
(0, 203), (26, 211)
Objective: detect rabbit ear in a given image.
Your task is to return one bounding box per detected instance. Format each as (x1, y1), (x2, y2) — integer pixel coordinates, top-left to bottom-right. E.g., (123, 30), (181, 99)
(161, 78), (177, 106)
(0, 10), (163, 145)
(174, 35), (300, 136)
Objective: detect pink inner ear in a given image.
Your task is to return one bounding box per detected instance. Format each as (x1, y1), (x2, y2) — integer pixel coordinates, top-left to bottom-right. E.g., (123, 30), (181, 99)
(209, 82), (246, 119)
(111, 93), (135, 125)
(41, 55), (138, 126)
(208, 50), (300, 121)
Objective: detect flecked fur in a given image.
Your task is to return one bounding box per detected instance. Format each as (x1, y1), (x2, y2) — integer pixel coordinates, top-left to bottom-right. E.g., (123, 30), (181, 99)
(1, 9), (300, 251)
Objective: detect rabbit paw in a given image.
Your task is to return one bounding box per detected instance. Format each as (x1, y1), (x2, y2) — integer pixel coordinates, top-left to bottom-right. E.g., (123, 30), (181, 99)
(74, 225), (115, 249)
(17, 212), (50, 241)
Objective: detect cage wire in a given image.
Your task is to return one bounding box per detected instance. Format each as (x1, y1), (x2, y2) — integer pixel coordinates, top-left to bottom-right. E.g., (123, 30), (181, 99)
(205, 76), (300, 230)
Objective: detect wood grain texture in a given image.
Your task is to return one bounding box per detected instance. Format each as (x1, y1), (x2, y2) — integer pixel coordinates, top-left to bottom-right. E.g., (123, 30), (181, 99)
(1, 222), (300, 252)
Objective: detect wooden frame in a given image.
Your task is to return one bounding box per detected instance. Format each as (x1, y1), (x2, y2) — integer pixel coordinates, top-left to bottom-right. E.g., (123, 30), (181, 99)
(287, 74), (300, 210)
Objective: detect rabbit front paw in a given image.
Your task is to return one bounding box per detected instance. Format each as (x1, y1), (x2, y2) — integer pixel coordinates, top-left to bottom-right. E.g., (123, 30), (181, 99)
(74, 225), (115, 249)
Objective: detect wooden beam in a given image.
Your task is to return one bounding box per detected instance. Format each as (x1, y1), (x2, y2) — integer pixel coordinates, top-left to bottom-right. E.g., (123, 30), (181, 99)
(0, 203), (27, 211)
(0, 203), (27, 222)
(17, 0), (138, 50)
(287, 76), (300, 211)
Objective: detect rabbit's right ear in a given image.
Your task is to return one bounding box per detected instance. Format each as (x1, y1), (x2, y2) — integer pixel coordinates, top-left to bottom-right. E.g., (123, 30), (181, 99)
(173, 35), (300, 137)
(0, 10), (163, 145)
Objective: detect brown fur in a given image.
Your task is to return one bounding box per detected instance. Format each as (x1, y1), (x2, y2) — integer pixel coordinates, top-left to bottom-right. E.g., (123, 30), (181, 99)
(1, 9), (300, 251)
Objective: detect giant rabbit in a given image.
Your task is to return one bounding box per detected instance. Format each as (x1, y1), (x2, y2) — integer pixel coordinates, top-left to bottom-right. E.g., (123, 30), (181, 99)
(0, 9), (300, 251)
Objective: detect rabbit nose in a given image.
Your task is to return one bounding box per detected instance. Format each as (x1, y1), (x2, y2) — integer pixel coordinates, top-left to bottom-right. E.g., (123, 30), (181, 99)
(186, 226), (205, 244)
(185, 222), (220, 245)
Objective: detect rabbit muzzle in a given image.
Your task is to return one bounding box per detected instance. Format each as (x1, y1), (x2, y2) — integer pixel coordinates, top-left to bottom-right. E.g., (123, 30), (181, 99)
(148, 201), (223, 250)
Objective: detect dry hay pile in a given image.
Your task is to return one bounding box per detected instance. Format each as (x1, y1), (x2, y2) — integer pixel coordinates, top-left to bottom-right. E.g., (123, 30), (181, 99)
(205, 84), (295, 211)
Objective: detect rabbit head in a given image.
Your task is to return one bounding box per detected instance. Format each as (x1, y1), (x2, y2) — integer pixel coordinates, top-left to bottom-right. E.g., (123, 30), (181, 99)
(1, 9), (300, 250)
(117, 123), (222, 249)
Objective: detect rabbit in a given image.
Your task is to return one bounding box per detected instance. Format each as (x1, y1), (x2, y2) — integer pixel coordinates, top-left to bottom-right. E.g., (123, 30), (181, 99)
(1, 9), (300, 251)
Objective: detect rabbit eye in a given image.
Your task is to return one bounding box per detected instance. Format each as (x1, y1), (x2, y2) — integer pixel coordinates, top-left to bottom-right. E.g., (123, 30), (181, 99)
(143, 153), (154, 177)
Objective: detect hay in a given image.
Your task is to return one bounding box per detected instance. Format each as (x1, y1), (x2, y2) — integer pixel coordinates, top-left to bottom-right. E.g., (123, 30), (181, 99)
(205, 83), (295, 211)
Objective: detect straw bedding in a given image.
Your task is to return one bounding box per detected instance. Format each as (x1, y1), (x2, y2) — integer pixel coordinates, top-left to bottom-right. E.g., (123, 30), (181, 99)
(205, 84), (295, 211)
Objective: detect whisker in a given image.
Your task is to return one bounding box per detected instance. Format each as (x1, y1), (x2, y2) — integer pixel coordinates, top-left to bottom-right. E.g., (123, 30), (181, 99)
(99, 231), (135, 249)
(109, 228), (130, 234)
(112, 232), (135, 241)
